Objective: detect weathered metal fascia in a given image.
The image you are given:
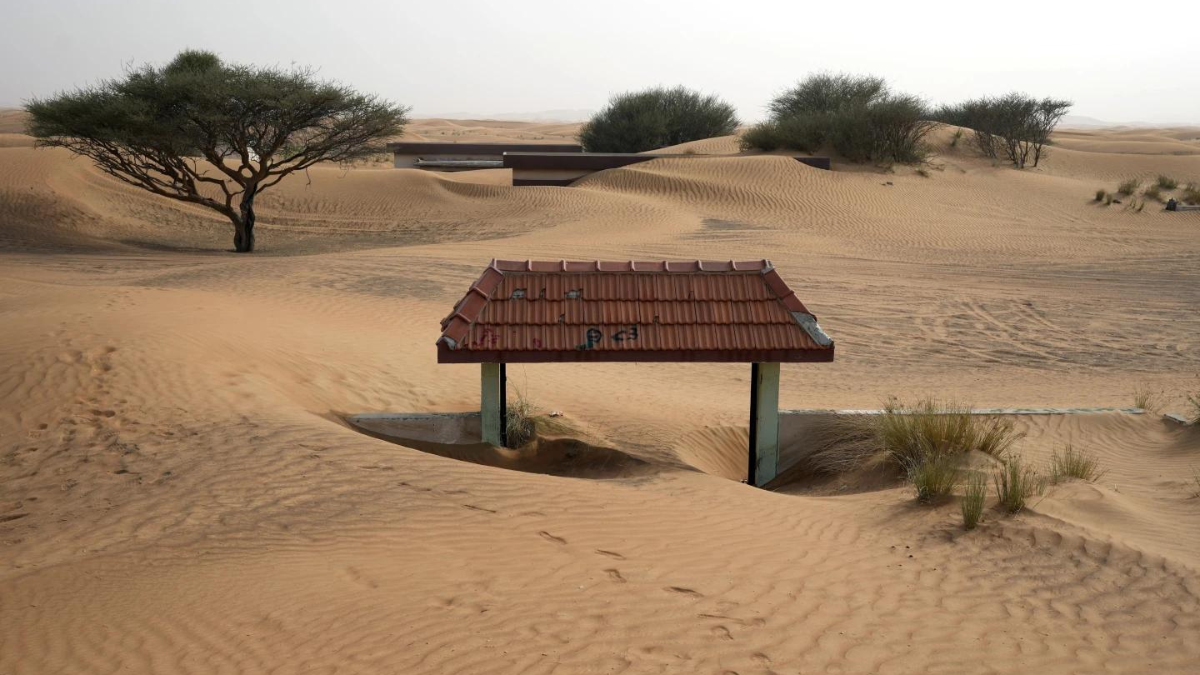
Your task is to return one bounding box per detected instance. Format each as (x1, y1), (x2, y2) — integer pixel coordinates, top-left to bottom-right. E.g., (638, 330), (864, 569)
(791, 312), (833, 347)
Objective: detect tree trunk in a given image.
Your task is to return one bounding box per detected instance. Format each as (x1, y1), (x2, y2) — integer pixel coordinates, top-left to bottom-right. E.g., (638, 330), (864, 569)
(234, 190), (257, 253)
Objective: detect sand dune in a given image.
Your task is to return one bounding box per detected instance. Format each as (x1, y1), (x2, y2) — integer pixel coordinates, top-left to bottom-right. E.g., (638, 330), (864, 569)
(2, 116), (1200, 674)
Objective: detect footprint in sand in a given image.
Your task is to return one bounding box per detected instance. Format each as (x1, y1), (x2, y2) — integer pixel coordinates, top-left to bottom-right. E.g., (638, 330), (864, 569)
(538, 531), (567, 545)
(711, 625), (733, 640)
(604, 568), (626, 583)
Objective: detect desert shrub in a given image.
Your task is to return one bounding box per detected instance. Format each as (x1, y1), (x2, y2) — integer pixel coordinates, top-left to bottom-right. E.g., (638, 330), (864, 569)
(1049, 444), (1106, 484)
(935, 94), (1071, 168)
(1094, 189), (1107, 202)
(1117, 178), (1140, 196)
(906, 449), (960, 503)
(950, 128), (964, 147)
(1104, 193), (1114, 206)
(1144, 185), (1163, 202)
(993, 455), (1047, 514)
(1157, 175), (1179, 190)
(961, 472), (988, 529)
(1132, 384), (1167, 412)
(1182, 183), (1200, 205)
(742, 73), (936, 164)
(579, 86), (738, 153)
(799, 400), (1022, 481)
(878, 398), (1020, 466)
(505, 391), (536, 448)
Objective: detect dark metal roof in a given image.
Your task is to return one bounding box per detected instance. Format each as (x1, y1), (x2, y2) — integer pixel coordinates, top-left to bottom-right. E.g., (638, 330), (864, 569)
(437, 260), (834, 363)
(388, 142), (582, 155)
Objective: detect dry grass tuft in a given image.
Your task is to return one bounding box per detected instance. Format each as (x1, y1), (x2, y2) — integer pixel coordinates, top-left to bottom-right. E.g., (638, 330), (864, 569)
(1131, 384), (1167, 413)
(993, 455), (1047, 514)
(1183, 183), (1200, 206)
(1156, 174), (1179, 190)
(799, 399), (1024, 496)
(1049, 444), (1106, 484)
(1189, 389), (1200, 425)
(961, 472), (988, 529)
(1143, 185), (1163, 202)
(1117, 177), (1140, 196)
(878, 398), (1021, 466)
(1094, 188), (1106, 202)
(505, 390), (536, 448)
(905, 449), (960, 503)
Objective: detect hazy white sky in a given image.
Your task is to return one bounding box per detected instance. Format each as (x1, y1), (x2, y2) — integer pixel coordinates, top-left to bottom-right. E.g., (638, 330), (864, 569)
(3, 0), (1198, 124)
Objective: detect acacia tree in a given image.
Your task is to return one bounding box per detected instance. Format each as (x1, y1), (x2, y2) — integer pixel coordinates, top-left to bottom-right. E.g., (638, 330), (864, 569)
(25, 50), (408, 252)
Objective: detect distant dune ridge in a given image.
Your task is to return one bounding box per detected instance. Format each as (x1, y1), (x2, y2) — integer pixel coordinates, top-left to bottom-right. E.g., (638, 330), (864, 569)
(2, 111), (1200, 674)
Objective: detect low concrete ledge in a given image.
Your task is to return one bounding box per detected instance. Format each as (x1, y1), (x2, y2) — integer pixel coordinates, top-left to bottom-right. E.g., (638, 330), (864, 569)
(782, 407), (1146, 416)
(1163, 412), (1193, 425)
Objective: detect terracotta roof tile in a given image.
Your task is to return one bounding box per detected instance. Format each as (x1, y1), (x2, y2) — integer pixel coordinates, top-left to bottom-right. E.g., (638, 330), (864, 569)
(437, 260), (833, 363)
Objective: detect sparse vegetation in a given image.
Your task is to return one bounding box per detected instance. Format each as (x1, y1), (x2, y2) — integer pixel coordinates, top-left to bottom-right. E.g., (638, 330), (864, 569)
(1132, 384), (1167, 412)
(1192, 466), (1200, 498)
(1182, 183), (1200, 206)
(1094, 189), (1107, 202)
(578, 86), (738, 153)
(505, 390), (536, 448)
(993, 455), (1047, 514)
(950, 128), (964, 147)
(741, 73), (937, 164)
(1188, 389), (1200, 425)
(1156, 175), (1179, 190)
(916, 167), (930, 178)
(906, 450), (960, 503)
(1117, 178), (1140, 196)
(1049, 444), (1106, 484)
(1104, 193), (1114, 206)
(1144, 185), (1163, 202)
(961, 472), (988, 529)
(878, 398), (1020, 466)
(799, 399), (1022, 486)
(934, 93), (1072, 168)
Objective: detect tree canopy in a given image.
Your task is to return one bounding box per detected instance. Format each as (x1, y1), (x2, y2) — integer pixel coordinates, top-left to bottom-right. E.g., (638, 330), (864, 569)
(578, 86), (739, 153)
(26, 50), (409, 252)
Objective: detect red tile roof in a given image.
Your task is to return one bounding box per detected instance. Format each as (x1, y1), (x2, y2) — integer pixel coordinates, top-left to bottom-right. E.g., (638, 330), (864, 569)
(437, 260), (834, 363)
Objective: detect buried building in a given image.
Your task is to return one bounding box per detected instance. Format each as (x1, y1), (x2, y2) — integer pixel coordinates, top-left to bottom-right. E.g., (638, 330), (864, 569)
(437, 259), (834, 487)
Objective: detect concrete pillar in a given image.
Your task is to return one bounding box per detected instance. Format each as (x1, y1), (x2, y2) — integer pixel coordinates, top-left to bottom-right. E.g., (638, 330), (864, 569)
(749, 362), (781, 487)
(481, 363), (502, 446)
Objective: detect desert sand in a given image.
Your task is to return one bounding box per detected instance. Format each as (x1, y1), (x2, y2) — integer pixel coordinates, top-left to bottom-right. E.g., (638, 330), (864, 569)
(2, 112), (1200, 674)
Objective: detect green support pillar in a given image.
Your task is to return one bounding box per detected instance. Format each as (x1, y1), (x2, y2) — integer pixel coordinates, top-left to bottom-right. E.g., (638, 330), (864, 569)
(481, 363), (502, 446)
(750, 362), (781, 487)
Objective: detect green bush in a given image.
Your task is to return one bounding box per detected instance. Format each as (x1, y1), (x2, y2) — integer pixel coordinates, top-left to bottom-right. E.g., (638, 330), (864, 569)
(1156, 175), (1179, 190)
(993, 456), (1047, 514)
(742, 73), (936, 164)
(1117, 178), (1140, 196)
(961, 473), (988, 529)
(1049, 444), (1106, 483)
(578, 86), (738, 153)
